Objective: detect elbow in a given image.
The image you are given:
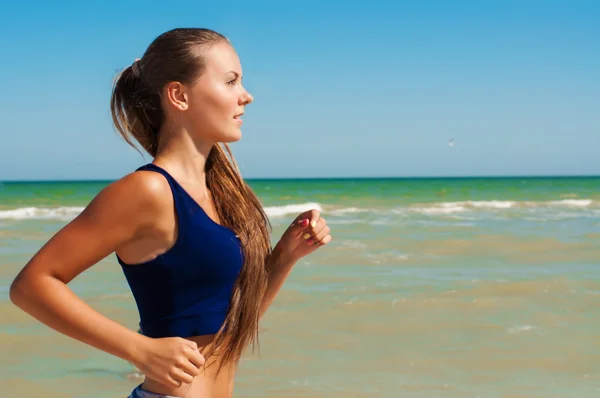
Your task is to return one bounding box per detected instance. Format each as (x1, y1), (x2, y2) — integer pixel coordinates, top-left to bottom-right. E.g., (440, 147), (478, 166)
(10, 270), (61, 310)
(9, 276), (27, 308)
(9, 272), (35, 309)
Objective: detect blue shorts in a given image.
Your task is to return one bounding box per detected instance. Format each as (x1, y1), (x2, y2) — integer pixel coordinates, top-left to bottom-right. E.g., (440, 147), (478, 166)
(128, 384), (180, 398)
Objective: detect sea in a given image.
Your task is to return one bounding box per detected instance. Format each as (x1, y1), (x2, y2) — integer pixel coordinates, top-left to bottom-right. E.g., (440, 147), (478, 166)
(1, 176), (599, 397)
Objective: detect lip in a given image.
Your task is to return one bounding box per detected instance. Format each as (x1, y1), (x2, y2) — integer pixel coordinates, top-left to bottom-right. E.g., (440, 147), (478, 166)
(233, 113), (244, 124)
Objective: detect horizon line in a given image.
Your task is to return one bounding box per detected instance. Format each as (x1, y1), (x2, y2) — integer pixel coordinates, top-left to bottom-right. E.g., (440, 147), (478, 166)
(2, 173), (600, 183)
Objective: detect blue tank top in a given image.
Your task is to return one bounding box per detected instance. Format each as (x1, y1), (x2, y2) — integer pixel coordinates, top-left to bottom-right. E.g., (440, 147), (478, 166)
(117, 163), (243, 338)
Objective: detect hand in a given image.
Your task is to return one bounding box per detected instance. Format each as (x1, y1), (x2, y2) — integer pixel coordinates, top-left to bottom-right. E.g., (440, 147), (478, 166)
(273, 209), (332, 265)
(131, 336), (205, 388)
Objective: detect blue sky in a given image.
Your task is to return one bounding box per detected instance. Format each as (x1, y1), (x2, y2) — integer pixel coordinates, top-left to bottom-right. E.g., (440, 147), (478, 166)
(1, 0), (598, 180)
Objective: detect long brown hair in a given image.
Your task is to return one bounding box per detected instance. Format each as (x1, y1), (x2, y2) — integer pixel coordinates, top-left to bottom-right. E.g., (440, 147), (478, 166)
(110, 28), (272, 371)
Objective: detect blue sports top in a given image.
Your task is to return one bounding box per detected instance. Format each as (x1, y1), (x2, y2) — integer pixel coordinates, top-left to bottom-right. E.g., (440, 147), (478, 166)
(117, 163), (243, 338)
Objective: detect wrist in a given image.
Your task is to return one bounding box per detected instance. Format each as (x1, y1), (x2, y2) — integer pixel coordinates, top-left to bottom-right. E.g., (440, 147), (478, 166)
(269, 244), (296, 272)
(125, 331), (150, 364)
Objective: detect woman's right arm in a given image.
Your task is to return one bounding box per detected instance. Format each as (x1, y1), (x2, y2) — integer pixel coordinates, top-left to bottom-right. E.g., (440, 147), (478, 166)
(9, 172), (204, 387)
(9, 173), (160, 360)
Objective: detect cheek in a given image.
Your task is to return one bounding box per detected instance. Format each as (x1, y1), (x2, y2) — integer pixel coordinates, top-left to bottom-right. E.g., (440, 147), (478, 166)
(188, 82), (240, 133)
(199, 87), (235, 118)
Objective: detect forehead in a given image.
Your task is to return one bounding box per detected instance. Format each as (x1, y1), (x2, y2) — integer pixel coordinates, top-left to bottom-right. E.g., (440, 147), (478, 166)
(203, 42), (242, 74)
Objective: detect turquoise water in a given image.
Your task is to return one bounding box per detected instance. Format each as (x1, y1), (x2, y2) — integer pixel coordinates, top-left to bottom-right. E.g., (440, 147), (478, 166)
(1, 176), (600, 397)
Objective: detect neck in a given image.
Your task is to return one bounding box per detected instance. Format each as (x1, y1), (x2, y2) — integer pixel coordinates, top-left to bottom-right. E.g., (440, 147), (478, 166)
(153, 125), (215, 188)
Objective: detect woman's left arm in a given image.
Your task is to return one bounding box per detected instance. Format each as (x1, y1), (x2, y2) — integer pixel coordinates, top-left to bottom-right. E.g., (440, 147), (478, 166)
(259, 210), (332, 317)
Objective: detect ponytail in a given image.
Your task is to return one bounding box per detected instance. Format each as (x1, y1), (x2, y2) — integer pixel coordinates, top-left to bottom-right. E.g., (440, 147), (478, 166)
(110, 60), (163, 157)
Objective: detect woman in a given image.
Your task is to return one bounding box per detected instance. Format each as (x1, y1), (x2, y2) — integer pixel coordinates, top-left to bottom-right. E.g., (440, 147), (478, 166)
(9, 28), (332, 398)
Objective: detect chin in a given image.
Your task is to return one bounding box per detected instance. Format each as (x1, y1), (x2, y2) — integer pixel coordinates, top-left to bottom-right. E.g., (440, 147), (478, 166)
(219, 130), (243, 143)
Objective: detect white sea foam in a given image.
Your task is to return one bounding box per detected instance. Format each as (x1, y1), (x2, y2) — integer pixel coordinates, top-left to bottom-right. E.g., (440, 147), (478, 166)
(468, 200), (516, 209)
(411, 204), (468, 215)
(0, 207), (84, 221)
(0, 199), (595, 221)
(0, 202), (324, 221)
(393, 199), (597, 216)
(329, 207), (372, 216)
(1, 203), (323, 221)
(546, 199), (593, 207)
(263, 202), (323, 218)
(507, 324), (536, 334)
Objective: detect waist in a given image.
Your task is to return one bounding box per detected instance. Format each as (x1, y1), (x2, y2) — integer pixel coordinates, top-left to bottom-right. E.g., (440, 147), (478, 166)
(141, 334), (236, 398)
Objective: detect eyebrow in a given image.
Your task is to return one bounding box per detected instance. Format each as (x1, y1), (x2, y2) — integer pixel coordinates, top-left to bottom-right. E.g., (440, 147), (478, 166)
(228, 71), (242, 80)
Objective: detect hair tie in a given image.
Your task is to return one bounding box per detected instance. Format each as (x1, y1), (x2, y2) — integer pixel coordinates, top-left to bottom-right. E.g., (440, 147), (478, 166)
(132, 58), (142, 78)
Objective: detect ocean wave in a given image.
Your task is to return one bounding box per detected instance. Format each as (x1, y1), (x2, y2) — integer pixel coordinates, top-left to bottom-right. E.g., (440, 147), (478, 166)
(0, 203), (324, 221)
(329, 207), (372, 216)
(0, 206), (84, 220)
(546, 199), (592, 207)
(0, 199), (594, 221)
(468, 200), (516, 209)
(263, 202), (323, 218)
(0, 203), (325, 221)
(407, 204), (468, 215)
(397, 199), (597, 216)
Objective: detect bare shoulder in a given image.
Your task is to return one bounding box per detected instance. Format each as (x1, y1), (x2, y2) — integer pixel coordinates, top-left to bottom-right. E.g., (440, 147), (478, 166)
(84, 169), (171, 225)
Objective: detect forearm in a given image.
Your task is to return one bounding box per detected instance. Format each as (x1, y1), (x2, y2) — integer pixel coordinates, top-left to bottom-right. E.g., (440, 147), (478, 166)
(10, 273), (146, 363)
(260, 248), (297, 317)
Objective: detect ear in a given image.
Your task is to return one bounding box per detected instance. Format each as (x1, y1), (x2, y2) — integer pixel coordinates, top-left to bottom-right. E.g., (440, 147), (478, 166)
(164, 81), (189, 111)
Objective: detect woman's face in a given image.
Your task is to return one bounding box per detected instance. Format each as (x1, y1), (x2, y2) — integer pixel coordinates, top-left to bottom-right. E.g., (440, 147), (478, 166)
(183, 41), (254, 144)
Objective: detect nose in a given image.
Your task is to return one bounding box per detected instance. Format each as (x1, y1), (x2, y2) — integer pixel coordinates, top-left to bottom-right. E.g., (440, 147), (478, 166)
(240, 88), (253, 105)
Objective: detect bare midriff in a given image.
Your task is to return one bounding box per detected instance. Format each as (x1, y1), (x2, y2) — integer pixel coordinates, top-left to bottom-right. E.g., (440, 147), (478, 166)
(141, 334), (236, 398)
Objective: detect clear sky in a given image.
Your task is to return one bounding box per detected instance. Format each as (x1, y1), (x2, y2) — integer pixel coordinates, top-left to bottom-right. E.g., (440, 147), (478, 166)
(1, 0), (598, 180)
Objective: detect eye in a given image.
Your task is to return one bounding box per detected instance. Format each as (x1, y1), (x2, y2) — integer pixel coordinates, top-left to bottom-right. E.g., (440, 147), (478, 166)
(227, 78), (237, 86)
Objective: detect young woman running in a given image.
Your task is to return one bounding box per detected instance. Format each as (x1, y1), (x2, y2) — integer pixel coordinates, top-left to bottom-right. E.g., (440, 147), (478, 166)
(10, 28), (332, 398)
